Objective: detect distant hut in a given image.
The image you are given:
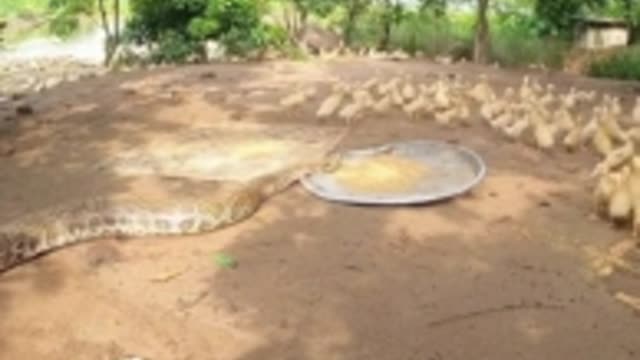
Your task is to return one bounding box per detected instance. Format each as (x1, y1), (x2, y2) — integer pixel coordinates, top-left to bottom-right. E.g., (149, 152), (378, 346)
(575, 17), (630, 50)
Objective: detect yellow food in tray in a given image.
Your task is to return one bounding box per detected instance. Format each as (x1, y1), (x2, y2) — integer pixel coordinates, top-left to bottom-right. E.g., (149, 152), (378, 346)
(332, 153), (429, 193)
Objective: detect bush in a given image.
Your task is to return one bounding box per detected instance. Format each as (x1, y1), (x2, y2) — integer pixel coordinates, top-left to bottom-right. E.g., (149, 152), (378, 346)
(492, 34), (569, 69)
(350, 5), (385, 49)
(589, 47), (640, 81)
(151, 30), (200, 63)
(125, 0), (282, 62)
(349, 9), (473, 57)
(0, 0), (48, 18)
(491, 10), (570, 68)
(47, 0), (95, 38)
(188, 0), (265, 50)
(534, 0), (589, 38)
(389, 12), (473, 57)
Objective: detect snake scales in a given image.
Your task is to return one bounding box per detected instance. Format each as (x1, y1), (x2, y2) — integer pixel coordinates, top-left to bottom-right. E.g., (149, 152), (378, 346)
(0, 129), (349, 274)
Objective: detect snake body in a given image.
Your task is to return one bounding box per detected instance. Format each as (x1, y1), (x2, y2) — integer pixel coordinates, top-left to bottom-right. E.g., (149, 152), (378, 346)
(0, 154), (343, 274)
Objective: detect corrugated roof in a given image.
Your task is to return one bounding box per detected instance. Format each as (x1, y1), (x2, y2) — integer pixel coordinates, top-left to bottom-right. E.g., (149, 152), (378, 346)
(575, 16), (628, 27)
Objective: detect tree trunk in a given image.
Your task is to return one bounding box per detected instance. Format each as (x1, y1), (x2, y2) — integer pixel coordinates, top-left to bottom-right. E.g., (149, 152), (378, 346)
(283, 3), (294, 36)
(473, 0), (490, 64)
(299, 9), (308, 36)
(379, 0), (392, 50)
(109, 0), (122, 65)
(97, 0), (115, 65)
(98, 0), (122, 66)
(289, 0), (309, 39)
(97, 0), (112, 39)
(114, 0), (120, 45)
(344, 6), (358, 46)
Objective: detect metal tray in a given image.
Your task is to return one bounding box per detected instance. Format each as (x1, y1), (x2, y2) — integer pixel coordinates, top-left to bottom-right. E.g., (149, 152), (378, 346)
(300, 139), (487, 205)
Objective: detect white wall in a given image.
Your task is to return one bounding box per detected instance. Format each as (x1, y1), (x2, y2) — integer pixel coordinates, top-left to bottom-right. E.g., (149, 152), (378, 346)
(578, 27), (629, 49)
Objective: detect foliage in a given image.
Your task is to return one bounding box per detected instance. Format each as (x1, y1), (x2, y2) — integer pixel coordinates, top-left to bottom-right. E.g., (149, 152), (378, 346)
(349, 6), (474, 57)
(190, 0), (269, 54)
(587, 0), (640, 23)
(419, 0), (447, 17)
(0, 0), (48, 18)
(336, 0), (409, 48)
(348, 3), (385, 48)
(48, 0), (95, 38)
(5, 0), (640, 73)
(378, 0), (405, 49)
(393, 11), (473, 56)
(492, 32), (569, 68)
(332, 0), (372, 45)
(589, 0), (640, 42)
(126, 0), (207, 44)
(346, 0), (573, 67)
(0, 1), (50, 44)
(150, 29), (199, 63)
(491, 8), (570, 68)
(493, 0), (540, 37)
(534, 0), (607, 37)
(589, 46), (640, 81)
(126, 0), (285, 61)
(46, 0), (124, 65)
(290, 0), (336, 19)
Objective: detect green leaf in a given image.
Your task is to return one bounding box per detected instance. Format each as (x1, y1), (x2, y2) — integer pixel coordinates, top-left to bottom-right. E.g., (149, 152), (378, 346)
(213, 253), (238, 269)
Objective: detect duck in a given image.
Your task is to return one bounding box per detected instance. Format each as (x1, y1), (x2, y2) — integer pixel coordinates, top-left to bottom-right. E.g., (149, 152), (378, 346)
(608, 166), (633, 222)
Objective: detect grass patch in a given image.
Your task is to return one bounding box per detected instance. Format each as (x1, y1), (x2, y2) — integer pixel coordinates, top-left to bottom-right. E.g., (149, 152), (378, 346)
(589, 46), (640, 81)
(491, 33), (570, 69)
(0, 0), (48, 18)
(490, 11), (571, 69)
(351, 10), (475, 58)
(395, 13), (474, 57)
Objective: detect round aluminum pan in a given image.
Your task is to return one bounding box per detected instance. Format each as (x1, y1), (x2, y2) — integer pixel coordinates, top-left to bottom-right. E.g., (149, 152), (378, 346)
(300, 139), (486, 205)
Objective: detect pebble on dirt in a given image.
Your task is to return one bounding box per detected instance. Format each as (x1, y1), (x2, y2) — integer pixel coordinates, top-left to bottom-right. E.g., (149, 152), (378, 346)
(15, 102), (34, 116)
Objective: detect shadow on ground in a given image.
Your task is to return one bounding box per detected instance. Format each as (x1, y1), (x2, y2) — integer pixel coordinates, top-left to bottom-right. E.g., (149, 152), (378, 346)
(202, 115), (640, 360)
(0, 58), (639, 359)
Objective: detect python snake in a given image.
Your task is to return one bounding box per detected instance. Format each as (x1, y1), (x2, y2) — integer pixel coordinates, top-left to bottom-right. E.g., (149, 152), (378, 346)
(0, 147), (345, 274)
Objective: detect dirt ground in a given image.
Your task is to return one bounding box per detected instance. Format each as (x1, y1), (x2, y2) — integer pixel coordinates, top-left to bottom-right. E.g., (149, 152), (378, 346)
(1, 59), (640, 360)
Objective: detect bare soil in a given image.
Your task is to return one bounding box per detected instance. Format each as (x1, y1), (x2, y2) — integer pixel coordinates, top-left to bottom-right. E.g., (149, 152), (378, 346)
(1, 59), (639, 360)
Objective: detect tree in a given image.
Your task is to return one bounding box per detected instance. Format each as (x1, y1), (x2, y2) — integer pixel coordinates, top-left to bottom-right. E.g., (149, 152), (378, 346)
(473, 0), (491, 63)
(419, 0), (447, 17)
(342, 0), (372, 46)
(290, 0), (311, 36)
(48, 0), (123, 65)
(379, 0), (404, 50)
(534, 0), (606, 37)
(98, 0), (122, 64)
(282, 0), (335, 38)
(607, 0), (640, 43)
(126, 0), (283, 62)
(187, 0), (271, 56)
(285, 0), (372, 47)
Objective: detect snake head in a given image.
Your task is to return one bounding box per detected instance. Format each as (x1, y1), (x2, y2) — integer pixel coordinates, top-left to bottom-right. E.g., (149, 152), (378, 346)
(319, 153), (343, 173)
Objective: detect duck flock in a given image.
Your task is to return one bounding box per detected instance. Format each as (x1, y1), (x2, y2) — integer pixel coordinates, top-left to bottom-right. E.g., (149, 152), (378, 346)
(280, 73), (640, 237)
